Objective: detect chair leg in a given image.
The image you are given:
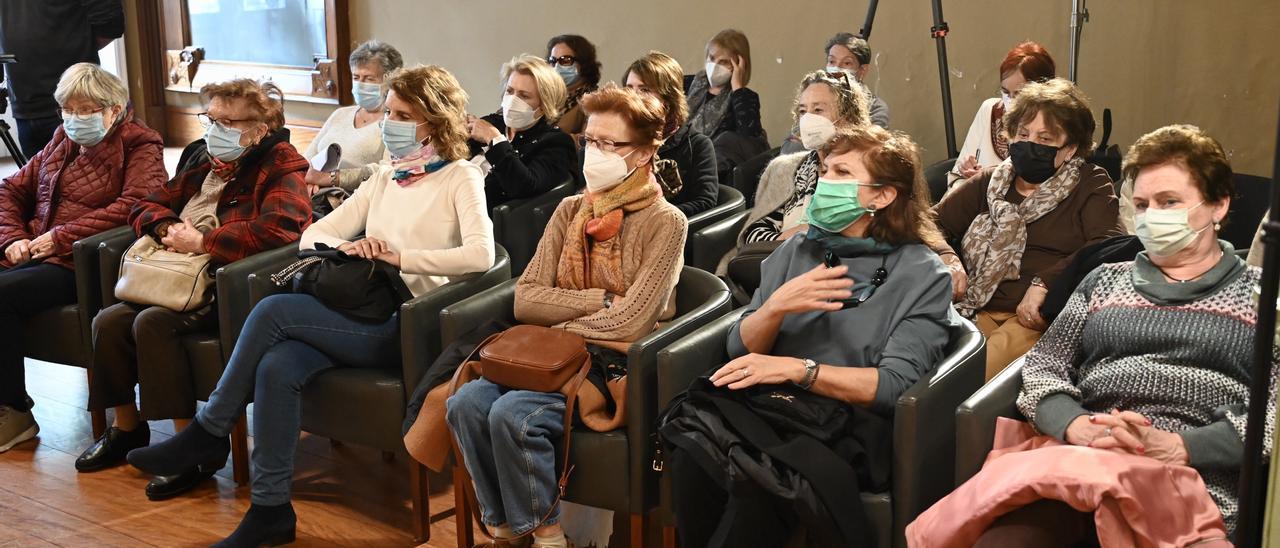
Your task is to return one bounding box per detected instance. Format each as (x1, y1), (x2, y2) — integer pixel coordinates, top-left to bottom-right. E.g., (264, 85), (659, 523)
(453, 464), (474, 548)
(663, 525), (677, 548)
(230, 415), (250, 486)
(410, 462), (431, 543)
(630, 513), (644, 548)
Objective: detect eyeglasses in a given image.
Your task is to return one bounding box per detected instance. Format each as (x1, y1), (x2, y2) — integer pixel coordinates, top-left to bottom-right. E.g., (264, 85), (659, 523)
(824, 251), (888, 309)
(547, 55), (577, 67)
(61, 106), (106, 118)
(578, 135), (633, 154)
(197, 112), (257, 129)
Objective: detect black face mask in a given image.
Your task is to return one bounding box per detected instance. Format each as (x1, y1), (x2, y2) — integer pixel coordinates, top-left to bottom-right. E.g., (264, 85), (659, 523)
(1008, 140), (1062, 184)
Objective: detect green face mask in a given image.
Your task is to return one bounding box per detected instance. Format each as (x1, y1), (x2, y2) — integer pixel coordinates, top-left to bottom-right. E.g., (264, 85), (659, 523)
(805, 178), (880, 232)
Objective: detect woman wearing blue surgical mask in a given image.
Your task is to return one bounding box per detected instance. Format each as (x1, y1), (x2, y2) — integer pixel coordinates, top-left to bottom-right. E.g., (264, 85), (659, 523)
(124, 65), (494, 546)
(685, 29), (767, 177)
(822, 32), (890, 130)
(0, 63), (165, 456)
(665, 126), (954, 547)
(466, 54), (576, 209)
(934, 78), (1121, 379)
(545, 34), (601, 139)
(302, 40), (404, 196)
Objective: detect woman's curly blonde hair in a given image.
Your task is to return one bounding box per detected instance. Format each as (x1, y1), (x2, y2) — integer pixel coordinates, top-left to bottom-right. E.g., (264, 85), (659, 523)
(384, 64), (471, 161)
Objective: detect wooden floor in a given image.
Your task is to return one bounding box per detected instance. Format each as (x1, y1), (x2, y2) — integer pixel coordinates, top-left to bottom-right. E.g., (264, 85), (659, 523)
(0, 359), (468, 547)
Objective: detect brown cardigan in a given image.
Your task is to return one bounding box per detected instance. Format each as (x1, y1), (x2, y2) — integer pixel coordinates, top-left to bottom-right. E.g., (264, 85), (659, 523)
(934, 163), (1122, 312)
(403, 194), (688, 471)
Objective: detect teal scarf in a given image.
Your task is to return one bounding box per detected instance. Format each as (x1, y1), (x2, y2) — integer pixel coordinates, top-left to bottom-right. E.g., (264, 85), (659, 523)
(805, 226), (896, 257)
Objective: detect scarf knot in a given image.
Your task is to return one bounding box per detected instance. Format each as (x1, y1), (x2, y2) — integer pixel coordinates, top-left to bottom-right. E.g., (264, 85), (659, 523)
(391, 145), (447, 186)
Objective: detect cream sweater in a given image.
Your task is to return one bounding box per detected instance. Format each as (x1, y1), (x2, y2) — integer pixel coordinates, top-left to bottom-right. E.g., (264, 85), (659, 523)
(948, 97), (1005, 190)
(300, 160), (495, 297)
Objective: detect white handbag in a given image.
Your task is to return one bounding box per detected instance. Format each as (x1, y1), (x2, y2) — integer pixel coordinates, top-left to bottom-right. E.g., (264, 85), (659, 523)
(114, 235), (214, 312)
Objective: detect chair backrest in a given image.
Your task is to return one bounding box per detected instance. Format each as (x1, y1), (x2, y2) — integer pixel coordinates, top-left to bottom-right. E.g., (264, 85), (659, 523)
(732, 147), (780, 208)
(954, 355), (1027, 486)
(686, 184), (746, 233)
(1223, 173), (1271, 252)
(925, 157), (958, 204)
(492, 177), (577, 275)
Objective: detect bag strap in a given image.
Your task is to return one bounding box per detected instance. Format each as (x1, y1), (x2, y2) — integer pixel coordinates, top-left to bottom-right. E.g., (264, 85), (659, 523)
(446, 333), (592, 541)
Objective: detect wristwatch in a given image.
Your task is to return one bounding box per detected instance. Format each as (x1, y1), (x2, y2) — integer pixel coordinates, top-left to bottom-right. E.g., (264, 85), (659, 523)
(603, 292), (615, 309)
(1030, 276), (1048, 290)
(798, 358), (819, 390)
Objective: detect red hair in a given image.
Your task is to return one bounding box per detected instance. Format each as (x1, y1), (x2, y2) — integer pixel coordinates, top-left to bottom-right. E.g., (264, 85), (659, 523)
(999, 41), (1055, 83)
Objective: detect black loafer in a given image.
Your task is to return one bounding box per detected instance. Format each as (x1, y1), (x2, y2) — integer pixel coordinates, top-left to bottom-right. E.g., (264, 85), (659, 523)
(146, 463), (218, 501)
(75, 426), (150, 472)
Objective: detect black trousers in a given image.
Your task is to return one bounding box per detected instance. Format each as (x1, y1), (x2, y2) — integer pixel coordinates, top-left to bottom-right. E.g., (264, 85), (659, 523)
(973, 499), (1100, 548)
(0, 262), (77, 410)
(669, 446), (800, 548)
(87, 301), (218, 420)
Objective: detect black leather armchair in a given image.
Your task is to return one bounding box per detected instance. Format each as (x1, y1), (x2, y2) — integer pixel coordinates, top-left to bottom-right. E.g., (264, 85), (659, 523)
(925, 157), (958, 204)
(22, 225), (134, 437)
(493, 178), (577, 275)
(240, 245), (512, 542)
(682, 185), (746, 273)
(99, 237), (302, 486)
(731, 146), (779, 209)
(442, 267), (733, 548)
(954, 355), (1026, 486)
(655, 311), (987, 548)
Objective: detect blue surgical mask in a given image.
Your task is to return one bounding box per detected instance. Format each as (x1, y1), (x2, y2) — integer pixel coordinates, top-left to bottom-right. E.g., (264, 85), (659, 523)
(382, 117), (426, 158)
(63, 111), (108, 147)
(353, 81), (384, 111)
(205, 122), (248, 162)
(556, 65), (580, 86)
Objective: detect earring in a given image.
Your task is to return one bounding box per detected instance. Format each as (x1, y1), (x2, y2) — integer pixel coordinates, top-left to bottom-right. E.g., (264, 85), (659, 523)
(1215, 220), (1222, 231)
(867, 205), (877, 218)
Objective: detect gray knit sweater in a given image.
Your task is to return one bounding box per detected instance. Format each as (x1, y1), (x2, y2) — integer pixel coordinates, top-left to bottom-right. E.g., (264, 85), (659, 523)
(1018, 242), (1277, 531)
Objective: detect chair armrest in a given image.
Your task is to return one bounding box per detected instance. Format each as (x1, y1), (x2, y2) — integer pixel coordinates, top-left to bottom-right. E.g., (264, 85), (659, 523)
(439, 279), (518, 349)
(97, 229), (142, 308)
(954, 355), (1026, 485)
(686, 185), (746, 234)
(400, 245), (512, 393)
(71, 226), (135, 353)
(217, 244), (301, 361)
(686, 210), (750, 272)
(891, 316), (986, 544)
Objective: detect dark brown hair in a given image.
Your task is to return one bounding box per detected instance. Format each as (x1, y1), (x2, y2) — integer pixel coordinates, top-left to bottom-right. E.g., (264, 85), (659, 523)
(823, 125), (944, 248)
(1003, 78), (1095, 158)
(546, 34), (601, 87)
(580, 84), (667, 147)
(1123, 124), (1234, 204)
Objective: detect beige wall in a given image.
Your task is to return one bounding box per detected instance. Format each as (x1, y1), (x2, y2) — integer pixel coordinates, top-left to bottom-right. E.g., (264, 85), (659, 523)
(341, 0), (1279, 175)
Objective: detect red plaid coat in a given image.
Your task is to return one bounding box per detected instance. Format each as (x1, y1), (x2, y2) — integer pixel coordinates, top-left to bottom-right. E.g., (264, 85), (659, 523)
(0, 112), (166, 269)
(129, 129), (311, 265)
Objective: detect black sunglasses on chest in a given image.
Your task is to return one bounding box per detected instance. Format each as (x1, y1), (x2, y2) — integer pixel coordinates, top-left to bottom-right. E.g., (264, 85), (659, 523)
(824, 251), (888, 309)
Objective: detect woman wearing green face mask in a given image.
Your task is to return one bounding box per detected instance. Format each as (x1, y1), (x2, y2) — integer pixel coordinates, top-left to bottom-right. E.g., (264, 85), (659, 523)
(666, 125), (956, 547)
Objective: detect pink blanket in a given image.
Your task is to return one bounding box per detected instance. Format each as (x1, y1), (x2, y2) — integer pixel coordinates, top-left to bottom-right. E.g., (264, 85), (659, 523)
(906, 418), (1232, 548)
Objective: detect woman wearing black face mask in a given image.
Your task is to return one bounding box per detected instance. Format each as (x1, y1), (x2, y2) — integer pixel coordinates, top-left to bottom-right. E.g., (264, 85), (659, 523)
(933, 78), (1122, 379)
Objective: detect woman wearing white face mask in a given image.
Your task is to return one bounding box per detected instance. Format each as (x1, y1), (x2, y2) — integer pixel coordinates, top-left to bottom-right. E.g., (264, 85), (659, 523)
(303, 40), (404, 196)
(467, 54), (576, 209)
(685, 29), (767, 177)
(911, 125), (1268, 546)
(821, 32), (890, 130)
(949, 41), (1056, 190)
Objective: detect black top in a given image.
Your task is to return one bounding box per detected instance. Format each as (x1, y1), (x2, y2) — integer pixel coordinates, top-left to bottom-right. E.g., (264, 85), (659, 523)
(681, 74), (764, 140)
(659, 124), (719, 217)
(0, 0), (124, 119)
(468, 113), (578, 209)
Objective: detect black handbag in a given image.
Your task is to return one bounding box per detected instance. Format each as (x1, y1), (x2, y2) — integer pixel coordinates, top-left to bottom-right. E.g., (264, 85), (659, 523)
(270, 243), (413, 323)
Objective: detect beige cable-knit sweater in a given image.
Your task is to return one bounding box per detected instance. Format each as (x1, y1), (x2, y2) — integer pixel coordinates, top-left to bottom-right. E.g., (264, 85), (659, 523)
(515, 193), (687, 349)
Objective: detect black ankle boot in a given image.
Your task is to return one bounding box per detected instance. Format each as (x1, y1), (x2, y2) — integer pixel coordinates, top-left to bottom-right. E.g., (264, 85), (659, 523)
(213, 502), (297, 547)
(126, 417), (229, 476)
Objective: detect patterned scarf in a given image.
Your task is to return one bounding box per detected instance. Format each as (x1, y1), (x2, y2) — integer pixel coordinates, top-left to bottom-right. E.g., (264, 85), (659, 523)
(990, 103), (1010, 160)
(556, 168), (661, 295)
(957, 156), (1085, 317)
(207, 153), (239, 182)
(565, 82), (596, 114)
(391, 144), (448, 186)
(685, 75), (732, 138)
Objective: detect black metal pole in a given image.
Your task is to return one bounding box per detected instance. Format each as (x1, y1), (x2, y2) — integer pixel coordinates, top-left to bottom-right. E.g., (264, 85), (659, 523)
(1067, 0), (1089, 82)
(1236, 96), (1280, 548)
(930, 0), (958, 158)
(858, 0), (880, 40)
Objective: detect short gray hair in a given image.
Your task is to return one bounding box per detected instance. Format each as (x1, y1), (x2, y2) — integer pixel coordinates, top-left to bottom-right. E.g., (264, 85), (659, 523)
(349, 40), (404, 76)
(54, 62), (128, 109)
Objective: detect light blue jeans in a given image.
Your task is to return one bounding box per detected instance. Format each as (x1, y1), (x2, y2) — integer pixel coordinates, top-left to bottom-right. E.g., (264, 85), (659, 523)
(446, 378), (565, 535)
(197, 293), (400, 505)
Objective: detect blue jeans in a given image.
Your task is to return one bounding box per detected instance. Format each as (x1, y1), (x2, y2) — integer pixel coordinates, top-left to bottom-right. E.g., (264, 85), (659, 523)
(197, 293), (400, 505)
(446, 378), (565, 535)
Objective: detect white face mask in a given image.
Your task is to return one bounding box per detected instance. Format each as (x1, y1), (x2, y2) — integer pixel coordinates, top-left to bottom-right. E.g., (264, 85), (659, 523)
(1001, 91), (1013, 111)
(797, 113), (837, 151)
(1135, 201), (1211, 256)
(501, 94), (539, 131)
(825, 65), (859, 82)
(582, 144), (638, 193)
(706, 61), (731, 88)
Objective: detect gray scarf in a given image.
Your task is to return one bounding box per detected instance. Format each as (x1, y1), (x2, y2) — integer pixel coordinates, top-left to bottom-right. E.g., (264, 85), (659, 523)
(686, 74), (731, 138)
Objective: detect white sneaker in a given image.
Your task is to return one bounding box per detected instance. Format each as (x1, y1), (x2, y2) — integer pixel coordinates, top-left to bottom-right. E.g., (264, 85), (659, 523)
(0, 405), (38, 453)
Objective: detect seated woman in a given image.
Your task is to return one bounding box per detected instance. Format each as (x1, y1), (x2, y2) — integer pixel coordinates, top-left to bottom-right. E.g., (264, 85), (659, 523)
(124, 65), (495, 546)
(665, 126), (955, 547)
(910, 125), (1269, 546)
(468, 54), (577, 209)
(824, 33), (888, 129)
(302, 39), (403, 195)
(684, 29), (767, 176)
(934, 77), (1121, 379)
(444, 86), (687, 548)
(949, 41), (1056, 189)
(624, 51), (718, 216)
(79, 79), (312, 495)
(545, 34), (602, 138)
(0, 63), (165, 453)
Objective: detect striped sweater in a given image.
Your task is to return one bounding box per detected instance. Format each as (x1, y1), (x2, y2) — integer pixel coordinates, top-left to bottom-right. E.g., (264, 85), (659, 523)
(1018, 246), (1277, 532)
